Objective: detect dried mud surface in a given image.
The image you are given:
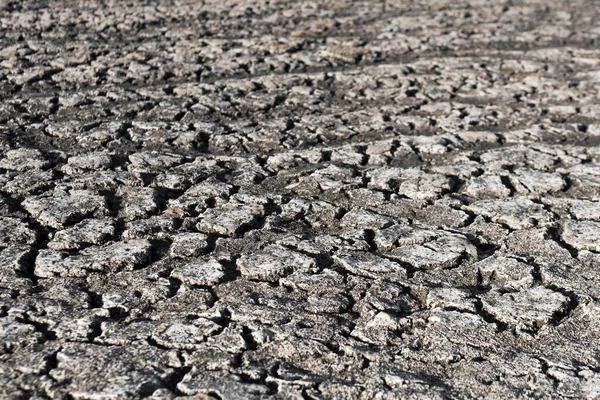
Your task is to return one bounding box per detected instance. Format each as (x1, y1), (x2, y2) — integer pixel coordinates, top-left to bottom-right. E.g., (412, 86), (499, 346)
(2, 1), (600, 399)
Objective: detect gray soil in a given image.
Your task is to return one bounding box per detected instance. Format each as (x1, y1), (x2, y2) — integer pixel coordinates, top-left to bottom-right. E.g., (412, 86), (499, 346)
(2, 0), (600, 399)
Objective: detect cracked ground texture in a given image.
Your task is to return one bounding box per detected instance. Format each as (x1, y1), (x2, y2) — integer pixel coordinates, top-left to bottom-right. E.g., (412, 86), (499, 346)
(1, 0), (600, 399)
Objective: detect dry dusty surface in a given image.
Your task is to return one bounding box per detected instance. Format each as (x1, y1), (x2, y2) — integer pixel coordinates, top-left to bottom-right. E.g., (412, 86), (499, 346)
(2, 0), (600, 399)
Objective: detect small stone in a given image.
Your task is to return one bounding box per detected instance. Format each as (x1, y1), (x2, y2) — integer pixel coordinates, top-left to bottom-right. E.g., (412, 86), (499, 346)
(197, 203), (264, 236)
(475, 255), (534, 290)
(0, 148), (50, 171)
(368, 167), (453, 200)
(480, 287), (569, 331)
(81, 240), (154, 272)
(334, 252), (407, 282)
(350, 311), (402, 345)
(48, 218), (115, 250)
(340, 208), (394, 230)
(464, 198), (554, 230)
(151, 319), (221, 350)
(463, 174), (511, 199)
(171, 258), (225, 286)
(2, 169), (54, 196)
(95, 320), (162, 346)
(118, 186), (159, 221)
(122, 215), (180, 240)
(561, 221), (600, 252)
(0, 316), (44, 353)
(169, 232), (210, 258)
(0, 217), (37, 245)
(390, 235), (476, 270)
(396, 169), (455, 200)
(509, 168), (565, 194)
(185, 178), (233, 199)
(35, 240), (153, 277)
(391, 244), (462, 269)
(237, 245), (315, 282)
(65, 152), (113, 171)
(374, 225), (438, 251)
(568, 200), (600, 221)
(426, 288), (476, 312)
(128, 151), (185, 171)
(49, 343), (165, 398)
(22, 190), (109, 228)
(177, 369), (270, 398)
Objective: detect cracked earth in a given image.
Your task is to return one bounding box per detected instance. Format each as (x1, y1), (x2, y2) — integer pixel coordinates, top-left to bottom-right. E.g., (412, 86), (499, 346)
(1, 0), (600, 399)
